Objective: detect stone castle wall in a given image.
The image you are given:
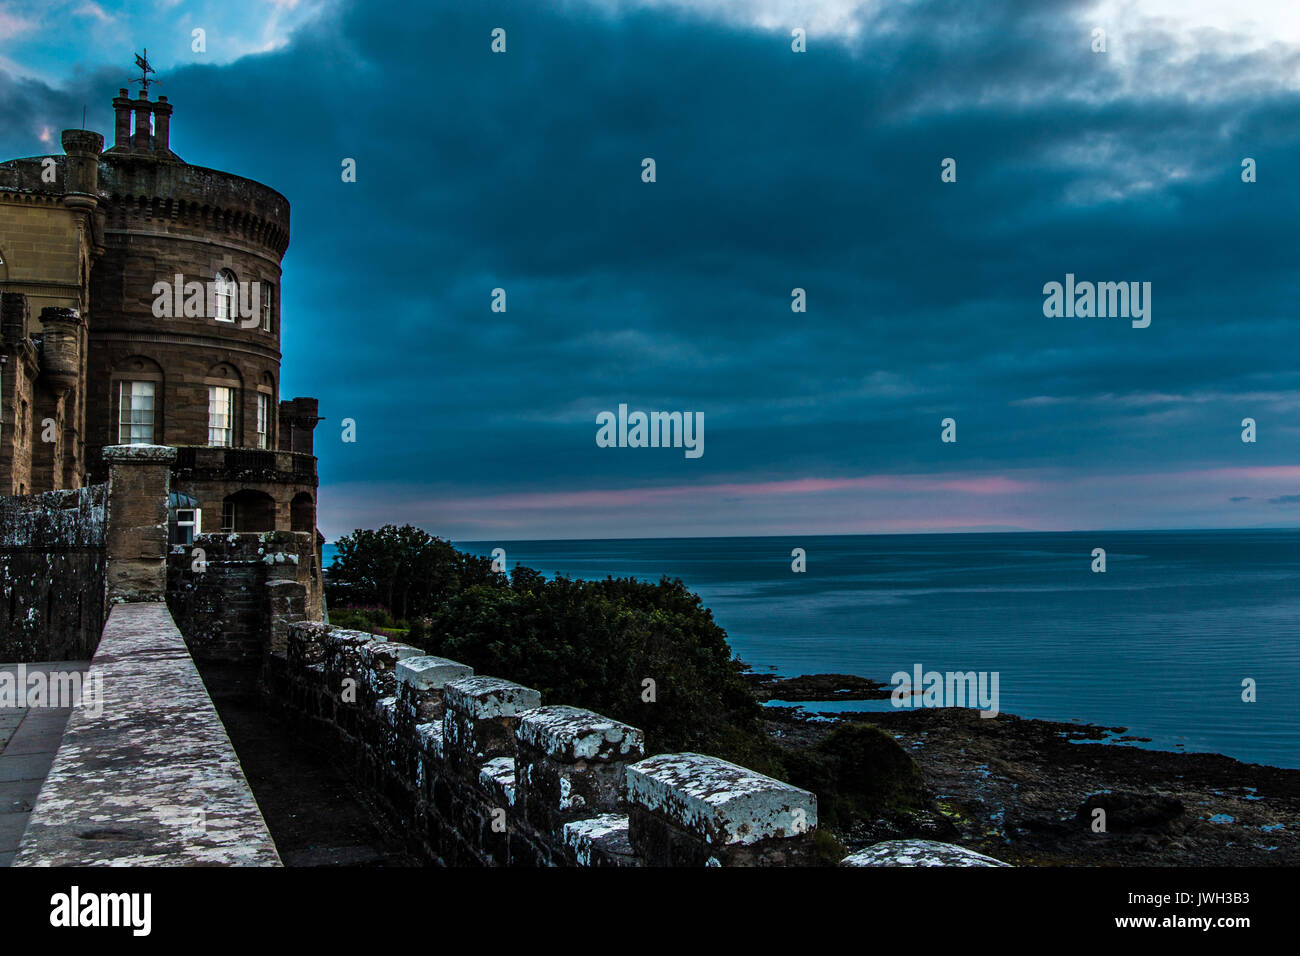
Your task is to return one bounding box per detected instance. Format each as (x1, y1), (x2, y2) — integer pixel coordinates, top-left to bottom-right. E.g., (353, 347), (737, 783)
(0, 484), (106, 661)
(267, 622), (821, 867)
(166, 530), (322, 664)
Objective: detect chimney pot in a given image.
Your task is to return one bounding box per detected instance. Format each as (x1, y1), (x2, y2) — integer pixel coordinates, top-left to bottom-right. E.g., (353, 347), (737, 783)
(112, 91), (133, 150)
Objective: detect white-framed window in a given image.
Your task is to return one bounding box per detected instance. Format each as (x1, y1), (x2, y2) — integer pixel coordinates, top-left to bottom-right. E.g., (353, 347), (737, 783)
(208, 385), (234, 446)
(118, 380), (156, 444)
(174, 508), (201, 546)
(262, 283), (274, 332)
(221, 500), (236, 532)
(256, 393), (271, 449)
(214, 269), (238, 322)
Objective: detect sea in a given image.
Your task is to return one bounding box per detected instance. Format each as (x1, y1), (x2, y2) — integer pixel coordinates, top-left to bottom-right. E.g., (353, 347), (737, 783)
(324, 530), (1300, 769)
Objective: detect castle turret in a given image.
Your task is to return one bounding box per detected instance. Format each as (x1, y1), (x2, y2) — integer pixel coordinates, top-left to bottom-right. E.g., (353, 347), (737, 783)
(59, 129), (103, 200)
(37, 307), (82, 396)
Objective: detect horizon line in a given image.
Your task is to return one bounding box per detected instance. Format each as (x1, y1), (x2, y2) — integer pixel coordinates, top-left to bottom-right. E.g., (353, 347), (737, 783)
(318, 524), (1300, 546)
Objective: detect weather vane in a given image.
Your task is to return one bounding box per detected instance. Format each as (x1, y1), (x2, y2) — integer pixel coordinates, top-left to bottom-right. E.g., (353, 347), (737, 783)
(134, 49), (156, 95)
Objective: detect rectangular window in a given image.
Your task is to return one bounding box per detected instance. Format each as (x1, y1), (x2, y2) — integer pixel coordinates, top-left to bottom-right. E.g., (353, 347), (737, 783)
(221, 500), (235, 533)
(256, 393), (270, 449)
(262, 283), (274, 332)
(118, 381), (156, 444)
(208, 385), (234, 446)
(173, 508), (201, 546)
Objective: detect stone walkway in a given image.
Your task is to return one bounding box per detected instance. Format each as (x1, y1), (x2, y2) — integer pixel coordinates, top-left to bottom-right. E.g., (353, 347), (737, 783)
(0, 660), (89, 866)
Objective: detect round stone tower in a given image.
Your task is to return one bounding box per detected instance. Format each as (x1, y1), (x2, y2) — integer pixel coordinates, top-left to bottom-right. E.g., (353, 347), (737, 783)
(85, 88), (292, 476)
(1, 82), (319, 538)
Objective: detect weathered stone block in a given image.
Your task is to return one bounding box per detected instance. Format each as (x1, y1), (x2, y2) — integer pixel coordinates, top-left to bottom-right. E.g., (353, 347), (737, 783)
(515, 705), (645, 834)
(396, 655), (473, 727)
(517, 705), (645, 762)
(443, 676), (541, 773)
(626, 753), (818, 866)
(287, 621), (330, 668)
(360, 639), (423, 699)
(322, 627), (380, 692)
(479, 756), (518, 808)
(561, 814), (641, 867)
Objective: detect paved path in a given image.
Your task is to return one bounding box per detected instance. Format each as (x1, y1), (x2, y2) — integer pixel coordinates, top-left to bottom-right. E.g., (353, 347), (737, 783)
(0, 660), (89, 867)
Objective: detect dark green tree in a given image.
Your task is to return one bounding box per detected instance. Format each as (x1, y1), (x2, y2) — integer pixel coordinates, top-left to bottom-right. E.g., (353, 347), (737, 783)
(326, 524), (502, 620)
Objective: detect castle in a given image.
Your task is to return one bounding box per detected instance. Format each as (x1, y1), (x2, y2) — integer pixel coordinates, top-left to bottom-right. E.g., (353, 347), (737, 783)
(0, 82), (320, 546)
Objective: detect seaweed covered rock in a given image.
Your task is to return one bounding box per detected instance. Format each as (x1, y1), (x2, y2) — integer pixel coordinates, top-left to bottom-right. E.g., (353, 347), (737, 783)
(780, 722), (928, 829)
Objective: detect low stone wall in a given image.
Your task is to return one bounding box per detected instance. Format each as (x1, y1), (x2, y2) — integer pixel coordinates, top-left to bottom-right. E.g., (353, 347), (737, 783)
(268, 622), (821, 866)
(14, 602), (280, 866)
(0, 485), (106, 661)
(167, 530), (321, 663)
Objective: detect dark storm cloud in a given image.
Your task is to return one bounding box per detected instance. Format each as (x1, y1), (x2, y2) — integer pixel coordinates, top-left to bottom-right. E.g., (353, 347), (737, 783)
(4, 0), (1300, 536)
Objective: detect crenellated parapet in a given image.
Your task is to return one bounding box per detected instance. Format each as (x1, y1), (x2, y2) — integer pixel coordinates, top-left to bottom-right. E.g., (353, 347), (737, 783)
(272, 622), (823, 867)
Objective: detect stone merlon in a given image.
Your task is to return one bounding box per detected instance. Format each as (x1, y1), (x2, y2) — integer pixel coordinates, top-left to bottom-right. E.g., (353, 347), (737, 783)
(625, 752), (818, 846)
(517, 704), (646, 762)
(396, 655), (474, 691)
(444, 676), (542, 719)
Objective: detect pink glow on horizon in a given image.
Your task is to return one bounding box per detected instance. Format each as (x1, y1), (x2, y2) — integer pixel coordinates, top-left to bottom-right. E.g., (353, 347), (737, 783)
(319, 461), (1300, 540)
(430, 473), (1036, 512)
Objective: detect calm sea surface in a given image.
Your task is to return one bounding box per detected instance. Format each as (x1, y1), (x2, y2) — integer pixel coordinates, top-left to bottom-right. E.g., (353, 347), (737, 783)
(326, 531), (1300, 769)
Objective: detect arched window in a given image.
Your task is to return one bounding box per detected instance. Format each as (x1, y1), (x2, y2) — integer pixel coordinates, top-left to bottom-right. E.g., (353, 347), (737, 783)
(214, 269), (237, 323)
(291, 492), (314, 533)
(222, 489), (276, 533)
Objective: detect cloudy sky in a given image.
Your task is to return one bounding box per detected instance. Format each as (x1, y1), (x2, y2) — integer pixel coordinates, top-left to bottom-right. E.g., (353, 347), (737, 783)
(3, 0), (1300, 540)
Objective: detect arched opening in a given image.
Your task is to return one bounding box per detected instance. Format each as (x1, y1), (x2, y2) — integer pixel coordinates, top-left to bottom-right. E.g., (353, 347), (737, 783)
(214, 268), (238, 322)
(291, 492), (314, 533)
(222, 489), (275, 533)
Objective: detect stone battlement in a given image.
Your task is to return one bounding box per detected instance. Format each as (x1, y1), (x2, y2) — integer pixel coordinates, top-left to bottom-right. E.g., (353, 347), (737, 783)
(269, 622), (822, 866)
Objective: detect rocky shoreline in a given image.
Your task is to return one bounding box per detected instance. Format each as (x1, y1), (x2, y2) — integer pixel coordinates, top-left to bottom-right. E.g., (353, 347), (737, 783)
(752, 673), (1300, 866)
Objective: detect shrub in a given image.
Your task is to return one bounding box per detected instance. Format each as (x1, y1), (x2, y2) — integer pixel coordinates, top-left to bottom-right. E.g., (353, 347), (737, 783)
(780, 722), (927, 829)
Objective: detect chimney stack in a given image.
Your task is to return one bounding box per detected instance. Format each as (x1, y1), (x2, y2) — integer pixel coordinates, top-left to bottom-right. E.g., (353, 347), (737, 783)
(112, 89), (132, 150)
(154, 96), (173, 152)
(131, 91), (153, 150)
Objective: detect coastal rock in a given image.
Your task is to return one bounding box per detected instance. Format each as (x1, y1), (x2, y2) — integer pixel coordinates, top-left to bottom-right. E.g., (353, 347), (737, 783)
(748, 672), (891, 702)
(841, 839), (1010, 867)
(1074, 790), (1185, 832)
